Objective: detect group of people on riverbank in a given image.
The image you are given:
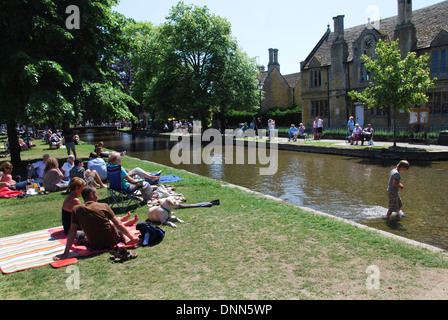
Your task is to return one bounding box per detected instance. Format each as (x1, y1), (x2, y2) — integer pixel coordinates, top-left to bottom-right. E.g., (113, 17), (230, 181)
(346, 116), (375, 146)
(54, 151), (161, 261)
(0, 143), (161, 261)
(0, 136), (126, 194)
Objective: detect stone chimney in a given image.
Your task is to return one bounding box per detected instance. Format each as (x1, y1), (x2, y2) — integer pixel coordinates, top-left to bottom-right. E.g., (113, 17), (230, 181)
(330, 15), (348, 93)
(397, 0), (413, 25)
(394, 0), (416, 56)
(333, 15), (345, 42)
(267, 48), (280, 74)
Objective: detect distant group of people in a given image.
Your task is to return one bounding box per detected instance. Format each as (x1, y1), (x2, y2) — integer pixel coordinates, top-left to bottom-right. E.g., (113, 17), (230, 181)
(313, 116), (324, 140)
(20, 151), (106, 193)
(347, 116), (374, 146)
(1, 128), (123, 194)
(288, 123), (307, 141)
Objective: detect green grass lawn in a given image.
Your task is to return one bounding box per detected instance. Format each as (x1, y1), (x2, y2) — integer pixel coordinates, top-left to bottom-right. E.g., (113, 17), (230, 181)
(1, 137), (447, 300)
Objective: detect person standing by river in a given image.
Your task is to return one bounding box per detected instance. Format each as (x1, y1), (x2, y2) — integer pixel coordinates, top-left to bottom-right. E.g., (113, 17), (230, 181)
(385, 160), (410, 220)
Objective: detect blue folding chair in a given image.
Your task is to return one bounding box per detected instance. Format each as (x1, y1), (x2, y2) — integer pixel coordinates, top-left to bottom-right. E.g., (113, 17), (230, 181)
(107, 165), (142, 212)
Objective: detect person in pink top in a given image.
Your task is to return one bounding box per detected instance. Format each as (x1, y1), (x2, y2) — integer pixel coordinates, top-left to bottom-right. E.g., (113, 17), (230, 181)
(0, 161), (17, 189)
(42, 157), (69, 192)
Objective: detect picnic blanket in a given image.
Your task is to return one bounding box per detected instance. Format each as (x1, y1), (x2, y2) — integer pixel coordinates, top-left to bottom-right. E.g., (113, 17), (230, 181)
(159, 175), (183, 183)
(0, 225), (140, 274)
(0, 186), (24, 198)
(48, 225), (140, 256)
(0, 229), (78, 274)
(145, 174), (183, 185)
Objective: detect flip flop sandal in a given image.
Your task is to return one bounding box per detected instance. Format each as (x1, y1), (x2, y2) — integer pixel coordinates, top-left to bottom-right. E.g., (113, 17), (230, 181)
(109, 247), (127, 262)
(127, 251), (138, 259)
(110, 248), (138, 263)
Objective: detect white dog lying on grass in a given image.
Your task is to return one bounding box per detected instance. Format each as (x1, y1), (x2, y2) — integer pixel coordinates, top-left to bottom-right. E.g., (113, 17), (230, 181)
(147, 196), (184, 228)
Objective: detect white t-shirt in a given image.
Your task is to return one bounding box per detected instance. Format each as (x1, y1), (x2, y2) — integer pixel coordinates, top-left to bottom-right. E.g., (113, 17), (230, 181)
(88, 158), (107, 180)
(61, 161), (74, 180)
(32, 160), (47, 178)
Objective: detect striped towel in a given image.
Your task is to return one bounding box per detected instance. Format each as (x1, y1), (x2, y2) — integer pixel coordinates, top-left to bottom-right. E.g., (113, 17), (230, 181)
(0, 229), (78, 274)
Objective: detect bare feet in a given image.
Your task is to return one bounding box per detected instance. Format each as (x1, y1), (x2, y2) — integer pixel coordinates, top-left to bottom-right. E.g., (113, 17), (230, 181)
(124, 237), (139, 247)
(120, 212), (131, 222)
(124, 214), (138, 226)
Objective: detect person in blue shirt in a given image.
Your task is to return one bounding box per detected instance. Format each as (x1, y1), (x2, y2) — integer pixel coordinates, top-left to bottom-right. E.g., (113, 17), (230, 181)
(107, 151), (158, 203)
(347, 116), (355, 143)
(88, 152), (107, 181)
(288, 124), (299, 142)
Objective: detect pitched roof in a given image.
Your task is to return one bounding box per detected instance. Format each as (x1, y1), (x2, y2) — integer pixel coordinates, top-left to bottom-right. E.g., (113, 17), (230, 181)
(302, 1), (448, 69)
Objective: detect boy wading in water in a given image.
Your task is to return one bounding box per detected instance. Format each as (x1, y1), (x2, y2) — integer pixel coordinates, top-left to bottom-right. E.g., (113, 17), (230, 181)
(385, 160), (410, 219)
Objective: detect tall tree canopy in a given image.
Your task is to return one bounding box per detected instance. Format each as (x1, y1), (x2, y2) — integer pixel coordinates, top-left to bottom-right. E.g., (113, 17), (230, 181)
(348, 39), (435, 147)
(0, 0), (136, 163)
(131, 2), (259, 127)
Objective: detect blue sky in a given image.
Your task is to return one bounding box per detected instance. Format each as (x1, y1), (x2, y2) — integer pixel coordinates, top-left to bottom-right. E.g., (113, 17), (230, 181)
(114, 0), (443, 75)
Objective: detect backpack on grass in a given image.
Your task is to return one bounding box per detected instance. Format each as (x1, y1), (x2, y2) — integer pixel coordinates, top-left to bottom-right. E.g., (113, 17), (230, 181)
(136, 221), (165, 247)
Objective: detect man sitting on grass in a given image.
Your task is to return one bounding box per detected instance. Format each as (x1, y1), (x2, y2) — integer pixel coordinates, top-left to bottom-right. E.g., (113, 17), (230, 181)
(54, 186), (139, 261)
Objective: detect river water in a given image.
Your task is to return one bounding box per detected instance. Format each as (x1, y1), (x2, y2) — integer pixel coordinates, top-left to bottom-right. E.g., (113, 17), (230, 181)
(80, 131), (448, 250)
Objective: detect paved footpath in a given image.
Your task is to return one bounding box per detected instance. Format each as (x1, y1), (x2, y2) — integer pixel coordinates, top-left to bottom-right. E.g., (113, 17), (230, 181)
(273, 137), (448, 151)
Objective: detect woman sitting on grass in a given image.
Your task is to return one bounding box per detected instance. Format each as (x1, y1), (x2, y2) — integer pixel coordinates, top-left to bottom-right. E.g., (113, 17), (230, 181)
(42, 157), (69, 192)
(0, 161), (17, 189)
(62, 177), (85, 234)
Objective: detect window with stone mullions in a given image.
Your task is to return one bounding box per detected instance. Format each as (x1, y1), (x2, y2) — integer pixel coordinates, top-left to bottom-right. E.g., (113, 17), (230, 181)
(310, 69), (321, 87)
(360, 63), (371, 82)
(432, 49), (447, 74)
(311, 100), (328, 118)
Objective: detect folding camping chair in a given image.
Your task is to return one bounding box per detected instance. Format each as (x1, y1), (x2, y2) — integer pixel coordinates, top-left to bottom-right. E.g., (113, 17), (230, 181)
(107, 165), (142, 212)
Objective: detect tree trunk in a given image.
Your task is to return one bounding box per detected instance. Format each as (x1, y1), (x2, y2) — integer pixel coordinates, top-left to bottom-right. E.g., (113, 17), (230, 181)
(7, 120), (21, 165)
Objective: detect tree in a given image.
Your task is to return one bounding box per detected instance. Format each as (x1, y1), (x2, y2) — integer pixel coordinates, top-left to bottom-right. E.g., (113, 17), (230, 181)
(0, 0), (135, 163)
(133, 2), (259, 128)
(348, 39), (435, 147)
(121, 21), (158, 129)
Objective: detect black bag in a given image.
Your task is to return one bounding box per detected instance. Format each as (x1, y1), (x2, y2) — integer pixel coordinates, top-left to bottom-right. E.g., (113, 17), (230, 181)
(136, 221), (165, 247)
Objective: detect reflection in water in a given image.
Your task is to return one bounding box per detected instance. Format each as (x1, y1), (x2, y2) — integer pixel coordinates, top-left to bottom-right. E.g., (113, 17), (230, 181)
(80, 132), (448, 250)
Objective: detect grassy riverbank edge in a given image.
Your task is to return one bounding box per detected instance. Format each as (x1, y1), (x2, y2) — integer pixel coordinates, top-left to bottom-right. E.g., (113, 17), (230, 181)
(1, 139), (448, 300)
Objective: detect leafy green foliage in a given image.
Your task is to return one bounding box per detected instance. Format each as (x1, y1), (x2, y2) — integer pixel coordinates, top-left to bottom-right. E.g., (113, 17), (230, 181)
(348, 40), (436, 146)
(130, 2), (259, 125)
(81, 83), (138, 121)
(0, 0), (134, 162)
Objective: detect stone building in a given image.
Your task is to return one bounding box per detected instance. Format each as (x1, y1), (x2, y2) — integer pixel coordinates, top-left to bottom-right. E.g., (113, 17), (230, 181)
(257, 48), (301, 112)
(299, 0), (448, 128)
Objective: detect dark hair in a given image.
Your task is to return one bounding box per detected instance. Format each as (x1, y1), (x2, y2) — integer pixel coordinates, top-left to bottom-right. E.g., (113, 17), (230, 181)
(397, 160), (410, 170)
(89, 152), (98, 158)
(81, 186), (96, 201)
(74, 159), (83, 166)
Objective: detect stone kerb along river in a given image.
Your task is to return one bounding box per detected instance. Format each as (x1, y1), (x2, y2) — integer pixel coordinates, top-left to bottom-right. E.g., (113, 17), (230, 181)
(80, 131), (448, 250)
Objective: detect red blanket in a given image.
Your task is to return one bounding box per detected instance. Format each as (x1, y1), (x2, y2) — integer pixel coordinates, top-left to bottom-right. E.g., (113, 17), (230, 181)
(0, 187), (24, 198)
(48, 225), (140, 256)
